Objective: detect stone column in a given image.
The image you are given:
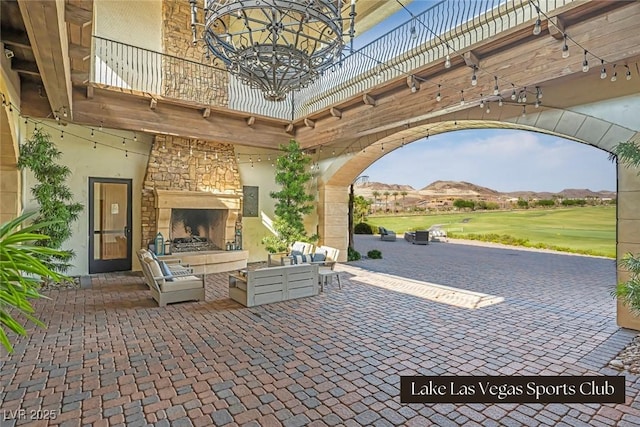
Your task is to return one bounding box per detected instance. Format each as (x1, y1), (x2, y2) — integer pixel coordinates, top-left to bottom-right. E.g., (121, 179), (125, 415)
(317, 184), (349, 262)
(617, 156), (640, 329)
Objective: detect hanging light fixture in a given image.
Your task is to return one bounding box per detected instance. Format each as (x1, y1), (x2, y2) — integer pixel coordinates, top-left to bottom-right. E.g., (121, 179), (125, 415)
(582, 50), (589, 72)
(190, 0), (357, 102)
(532, 6), (542, 36)
(600, 59), (607, 79)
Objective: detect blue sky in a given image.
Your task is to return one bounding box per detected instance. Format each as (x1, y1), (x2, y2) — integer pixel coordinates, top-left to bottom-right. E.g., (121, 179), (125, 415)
(362, 129), (616, 192)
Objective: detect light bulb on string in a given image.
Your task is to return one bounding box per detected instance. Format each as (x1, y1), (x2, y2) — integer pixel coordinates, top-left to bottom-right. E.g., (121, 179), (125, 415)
(600, 60), (607, 79)
(536, 86), (542, 100)
(535, 100), (541, 108)
(486, 102), (491, 114)
(479, 96), (484, 109)
(498, 97), (504, 107)
(60, 130), (64, 139)
(471, 67), (477, 86)
(493, 76), (499, 95)
(582, 50), (589, 72)
(122, 138), (126, 145)
(626, 65), (632, 80)
(522, 88), (527, 103)
(436, 84), (442, 102)
(444, 53), (451, 69)
(611, 65), (617, 82)
(511, 85), (517, 101)
(125, 150), (128, 158)
(460, 90), (465, 106)
(562, 34), (570, 58)
(133, 132), (137, 142)
(410, 26), (417, 40)
(91, 129), (94, 137)
(93, 141), (97, 149)
(99, 121), (103, 131)
(532, 5), (542, 35)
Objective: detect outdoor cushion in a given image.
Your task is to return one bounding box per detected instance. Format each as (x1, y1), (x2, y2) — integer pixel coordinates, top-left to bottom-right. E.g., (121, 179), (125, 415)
(144, 257), (165, 285)
(160, 276), (203, 292)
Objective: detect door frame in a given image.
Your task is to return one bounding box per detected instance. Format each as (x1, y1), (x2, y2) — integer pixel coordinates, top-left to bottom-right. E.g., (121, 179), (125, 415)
(88, 177), (133, 274)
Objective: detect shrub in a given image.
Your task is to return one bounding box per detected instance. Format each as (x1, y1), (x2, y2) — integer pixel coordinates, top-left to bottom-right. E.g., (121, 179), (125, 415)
(367, 249), (382, 259)
(347, 247), (361, 261)
(354, 222), (374, 234)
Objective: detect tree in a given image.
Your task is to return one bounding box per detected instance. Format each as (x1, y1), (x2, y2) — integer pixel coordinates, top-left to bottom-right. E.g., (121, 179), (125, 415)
(383, 191), (390, 212)
(392, 191), (399, 213)
(17, 129), (83, 273)
(262, 140), (317, 253)
(400, 191), (408, 211)
(353, 195), (371, 223)
(372, 191), (380, 214)
(0, 212), (70, 352)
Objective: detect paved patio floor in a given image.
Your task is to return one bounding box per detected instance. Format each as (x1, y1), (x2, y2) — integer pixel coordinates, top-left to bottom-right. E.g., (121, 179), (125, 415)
(2, 235), (640, 426)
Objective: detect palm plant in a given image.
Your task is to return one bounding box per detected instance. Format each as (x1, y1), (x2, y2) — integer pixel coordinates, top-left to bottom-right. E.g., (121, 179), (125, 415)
(0, 212), (69, 353)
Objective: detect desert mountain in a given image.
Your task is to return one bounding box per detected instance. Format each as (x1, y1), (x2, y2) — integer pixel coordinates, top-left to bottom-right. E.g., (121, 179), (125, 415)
(355, 180), (615, 202)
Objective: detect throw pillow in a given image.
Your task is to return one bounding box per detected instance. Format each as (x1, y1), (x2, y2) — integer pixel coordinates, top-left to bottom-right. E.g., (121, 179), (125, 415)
(311, 252), (326, 262)
(159, 261), (175, 281)
(290, 250), (307, 264)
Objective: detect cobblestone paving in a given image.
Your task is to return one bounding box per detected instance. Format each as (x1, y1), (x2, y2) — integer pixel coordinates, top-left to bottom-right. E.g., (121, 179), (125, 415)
(1, 236), (639, 426)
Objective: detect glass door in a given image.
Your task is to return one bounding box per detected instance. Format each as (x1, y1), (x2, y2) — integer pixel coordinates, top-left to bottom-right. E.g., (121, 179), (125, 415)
(89, 178), (132, 273)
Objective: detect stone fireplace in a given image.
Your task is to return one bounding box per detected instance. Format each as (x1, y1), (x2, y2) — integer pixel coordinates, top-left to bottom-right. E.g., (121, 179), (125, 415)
(141, 136), (248, 274)
(154, 189), (241, 252)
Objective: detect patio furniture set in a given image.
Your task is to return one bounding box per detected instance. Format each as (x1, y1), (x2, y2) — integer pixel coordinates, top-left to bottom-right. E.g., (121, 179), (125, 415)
(136, 242), (342, 308)
(378, 226), (448, 245)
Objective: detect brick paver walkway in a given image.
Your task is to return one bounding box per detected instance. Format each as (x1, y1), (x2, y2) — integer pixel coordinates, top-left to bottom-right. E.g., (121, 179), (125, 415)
(2, 236), (639, 426)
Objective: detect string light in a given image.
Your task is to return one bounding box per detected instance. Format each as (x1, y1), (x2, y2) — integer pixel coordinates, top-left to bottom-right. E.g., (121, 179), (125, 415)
(90, 128), (94, 137)
(498, 97), (504, 107)
(611, 65), (617, 82)
(444, 53), (451, 69)
(582, 50), (589, 72)
(532, 6), (542, 36)
(479, 95), (484, 109)
(493, 76), (499, 95)
(486, 102), (491, 114)
(536, 86), (543, 100)
(511, 85), (517, 101)
(99, 121), (103, 131)
(460, 90), (465, 106)
(600, 59), (607, 79)
(133, 132), (137, 142)
(562, 34), (570, 58)
(125, 150), (128, 158)
(626, 65), (632, 80)
(122, 138), (126, 145)
(535, 99), (540, 108)
(471, 66), (477, 86)
(93, 141), (97, 149)
(60, 130), (64, 139)
(436, 84), (441, 102)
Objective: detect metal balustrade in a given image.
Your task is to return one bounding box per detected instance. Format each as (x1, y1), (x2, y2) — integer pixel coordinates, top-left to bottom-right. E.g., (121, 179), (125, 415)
(90, 0), (572, 121)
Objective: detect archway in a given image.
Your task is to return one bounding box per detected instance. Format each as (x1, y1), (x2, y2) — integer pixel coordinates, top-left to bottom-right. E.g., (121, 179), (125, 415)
(315, 107), (640, 328)
(0, 105), (21, 223)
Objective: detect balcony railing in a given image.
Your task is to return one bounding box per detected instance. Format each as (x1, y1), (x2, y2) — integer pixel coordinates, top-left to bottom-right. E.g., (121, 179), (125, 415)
(90, 0), (572, 121)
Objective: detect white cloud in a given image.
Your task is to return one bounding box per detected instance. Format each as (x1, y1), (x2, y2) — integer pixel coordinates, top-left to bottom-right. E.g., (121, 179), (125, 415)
(363, 129), (616, 192)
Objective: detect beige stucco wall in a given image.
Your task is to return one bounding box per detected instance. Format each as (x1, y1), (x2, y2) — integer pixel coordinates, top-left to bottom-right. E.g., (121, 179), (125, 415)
(236, 146), (319, 263)
(93, 0), (162, 51)
(21, 121), (152, 276)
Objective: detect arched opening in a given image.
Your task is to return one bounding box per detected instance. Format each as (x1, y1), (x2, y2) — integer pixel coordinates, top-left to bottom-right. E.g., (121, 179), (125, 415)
(316, 113), (640, 328)
(0, 105), (21, 223)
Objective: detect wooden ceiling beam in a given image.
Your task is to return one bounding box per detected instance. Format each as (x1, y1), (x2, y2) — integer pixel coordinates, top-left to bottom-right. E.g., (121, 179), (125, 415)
(72, 87), (290, 148)
(12, 59), (39, 76)
(69, 43), (91, 61)
(548, 16), (566, 40)
(1, 28), (32, 50)
(65, 3), (93, 28)
(18, 0), (73, 119)
(329, 107), (342, 118)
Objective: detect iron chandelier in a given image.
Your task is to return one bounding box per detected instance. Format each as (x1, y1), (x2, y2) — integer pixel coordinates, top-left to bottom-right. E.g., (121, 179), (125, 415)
(190, 0), (356, 101)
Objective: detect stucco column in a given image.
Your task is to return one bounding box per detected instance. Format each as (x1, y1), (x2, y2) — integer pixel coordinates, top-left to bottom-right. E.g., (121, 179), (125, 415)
(317, 183), (349, 262)
(617, 159), (640, 329)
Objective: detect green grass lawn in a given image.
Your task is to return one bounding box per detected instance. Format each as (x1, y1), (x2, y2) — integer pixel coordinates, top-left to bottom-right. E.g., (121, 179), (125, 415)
(366, 206), (616, 258)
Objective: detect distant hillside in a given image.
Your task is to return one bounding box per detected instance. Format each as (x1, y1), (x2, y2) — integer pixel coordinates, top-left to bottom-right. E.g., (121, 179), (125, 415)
(355, 180), (615, 205)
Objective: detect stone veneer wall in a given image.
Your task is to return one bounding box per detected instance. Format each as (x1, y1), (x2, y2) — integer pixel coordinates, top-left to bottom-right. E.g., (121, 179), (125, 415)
(141, 135), (241, 247)
(162, 0), (229, 106)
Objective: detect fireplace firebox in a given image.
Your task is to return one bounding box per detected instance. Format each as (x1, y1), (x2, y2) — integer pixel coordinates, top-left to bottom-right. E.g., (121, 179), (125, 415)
(170, 209), (225, 252)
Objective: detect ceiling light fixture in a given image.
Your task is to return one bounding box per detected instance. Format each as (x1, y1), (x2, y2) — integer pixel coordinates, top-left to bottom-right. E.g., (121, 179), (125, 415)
(600, 59), (607, 79)
(625, 65), (632, 80)
(436, 84), (442, 102)
(444, 53), (451, 69)
(190, 0), (356, 102)
(493, 76), (499, 96)
(471, 66), (477, 86)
